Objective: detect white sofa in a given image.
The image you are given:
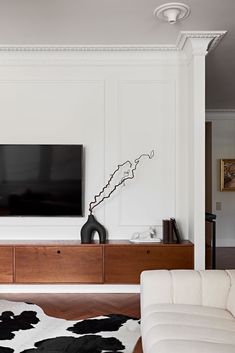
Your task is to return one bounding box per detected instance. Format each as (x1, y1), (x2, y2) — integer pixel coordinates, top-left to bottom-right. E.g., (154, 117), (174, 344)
(140, 270), (235, 353)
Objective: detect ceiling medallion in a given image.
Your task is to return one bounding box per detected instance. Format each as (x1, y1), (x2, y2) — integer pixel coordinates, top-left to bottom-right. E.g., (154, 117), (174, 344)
(154, 2), (190, 24)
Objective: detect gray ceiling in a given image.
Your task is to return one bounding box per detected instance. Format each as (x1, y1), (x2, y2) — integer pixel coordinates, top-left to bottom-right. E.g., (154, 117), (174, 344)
(0, 0), (234, 109)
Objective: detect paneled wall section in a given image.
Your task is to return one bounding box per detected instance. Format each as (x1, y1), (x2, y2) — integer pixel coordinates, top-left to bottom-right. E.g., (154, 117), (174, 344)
(0, 52), (186, 241)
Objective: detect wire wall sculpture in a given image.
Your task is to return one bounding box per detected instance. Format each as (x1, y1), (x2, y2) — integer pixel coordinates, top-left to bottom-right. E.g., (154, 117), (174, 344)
(89, 150), (155, 214)
(81, 149), (155, 244)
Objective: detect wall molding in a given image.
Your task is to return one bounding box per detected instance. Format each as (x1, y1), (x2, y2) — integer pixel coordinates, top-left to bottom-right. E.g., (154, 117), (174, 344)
(206, 109), (235, 120)
(0, 31), (226, 53)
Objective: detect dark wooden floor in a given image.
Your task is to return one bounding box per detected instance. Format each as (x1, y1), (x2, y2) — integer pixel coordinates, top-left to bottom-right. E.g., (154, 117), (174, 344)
(0, 293), (140, 320)
(0, 293), (142, 352)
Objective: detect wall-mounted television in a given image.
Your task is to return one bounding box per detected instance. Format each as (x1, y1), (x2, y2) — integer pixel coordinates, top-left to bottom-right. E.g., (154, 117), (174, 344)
(0, 145), (83, 216)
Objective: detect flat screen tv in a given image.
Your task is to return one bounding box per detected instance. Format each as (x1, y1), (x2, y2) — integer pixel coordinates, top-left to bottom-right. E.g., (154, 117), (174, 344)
(0, 145), (83, 216)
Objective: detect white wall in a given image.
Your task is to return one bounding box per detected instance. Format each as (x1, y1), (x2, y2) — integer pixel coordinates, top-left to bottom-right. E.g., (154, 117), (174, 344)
(0, 50), (188, 241)
(207, 112), (235, 247)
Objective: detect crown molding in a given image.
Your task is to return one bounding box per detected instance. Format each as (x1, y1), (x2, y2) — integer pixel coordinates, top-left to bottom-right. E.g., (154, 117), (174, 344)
(176, 31), (227, 53)
(0, 31), (226, 53)
(0, 45), (176, 53)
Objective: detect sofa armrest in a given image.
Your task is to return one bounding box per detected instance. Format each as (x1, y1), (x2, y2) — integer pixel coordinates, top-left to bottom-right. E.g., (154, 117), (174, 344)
(141, 269), (235, 317)
(227, 270), (235, 316)
(140, 270), (173, 315)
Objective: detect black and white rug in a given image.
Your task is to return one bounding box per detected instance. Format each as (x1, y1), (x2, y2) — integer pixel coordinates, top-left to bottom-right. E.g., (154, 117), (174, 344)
(0, 300), (140, 353)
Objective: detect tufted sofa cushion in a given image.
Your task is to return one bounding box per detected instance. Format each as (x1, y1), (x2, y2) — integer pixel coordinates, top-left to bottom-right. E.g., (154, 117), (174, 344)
(227, 270), (235, 316)
(141, 270), (235, 353)
(141, 269), (235, 311)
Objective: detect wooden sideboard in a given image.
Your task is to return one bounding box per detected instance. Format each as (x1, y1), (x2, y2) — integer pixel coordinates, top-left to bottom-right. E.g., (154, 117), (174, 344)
(0, 246), (14, 283)
(0, 240), (194, 284)
(15, 245), (103, 284)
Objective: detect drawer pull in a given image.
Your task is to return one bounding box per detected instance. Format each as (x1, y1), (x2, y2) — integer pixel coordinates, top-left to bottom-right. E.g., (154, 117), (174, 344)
(147, 250), (150, 254)
(57, 250), (61, 254)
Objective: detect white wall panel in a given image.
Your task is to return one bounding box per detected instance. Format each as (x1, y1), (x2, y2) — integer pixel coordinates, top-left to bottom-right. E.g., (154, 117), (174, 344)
(104, 80), (175, 238)
(0, 80), (105, 237)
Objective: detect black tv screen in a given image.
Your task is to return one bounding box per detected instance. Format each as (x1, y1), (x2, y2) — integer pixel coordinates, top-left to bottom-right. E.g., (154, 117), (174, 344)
(0, 145), (83, 216)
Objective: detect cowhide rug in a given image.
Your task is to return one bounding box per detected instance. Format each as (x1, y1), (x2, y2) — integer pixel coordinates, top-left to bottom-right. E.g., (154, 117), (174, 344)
(0, 300), (140, 353)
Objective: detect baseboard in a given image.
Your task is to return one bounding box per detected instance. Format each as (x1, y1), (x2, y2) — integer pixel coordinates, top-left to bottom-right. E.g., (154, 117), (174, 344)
(216, 239), (235, 247)
(0, 284), (140, 293)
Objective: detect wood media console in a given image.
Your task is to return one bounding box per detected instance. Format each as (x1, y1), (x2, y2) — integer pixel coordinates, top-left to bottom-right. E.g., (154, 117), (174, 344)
(0, 240), (194, 284)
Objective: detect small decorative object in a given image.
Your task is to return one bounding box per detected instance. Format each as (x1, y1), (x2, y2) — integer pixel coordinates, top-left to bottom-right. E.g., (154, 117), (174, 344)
(162, 218), (182, 243)
(130, 226), (161, 243)
(220, 159), (235, 191)
(170, 218), (182, 243)
(81, 150), (155, 244)
(80, 214), (106, 244)
(162, 219), (173, 243)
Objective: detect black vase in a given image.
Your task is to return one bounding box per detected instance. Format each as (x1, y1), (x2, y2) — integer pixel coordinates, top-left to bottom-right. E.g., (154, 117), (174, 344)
(80, 214), (107, 244)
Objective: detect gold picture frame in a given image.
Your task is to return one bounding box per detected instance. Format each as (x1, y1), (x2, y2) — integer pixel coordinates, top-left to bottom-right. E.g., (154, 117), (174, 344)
(220, 159), (235, 191)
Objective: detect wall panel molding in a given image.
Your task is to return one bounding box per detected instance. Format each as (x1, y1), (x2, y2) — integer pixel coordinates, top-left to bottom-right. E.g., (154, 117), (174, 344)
(0, 79), (105, 236)
(104, 79), (176, 237)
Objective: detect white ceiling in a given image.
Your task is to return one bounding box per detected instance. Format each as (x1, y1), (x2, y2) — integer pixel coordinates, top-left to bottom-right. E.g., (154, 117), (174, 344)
(0, 0), (234, 109)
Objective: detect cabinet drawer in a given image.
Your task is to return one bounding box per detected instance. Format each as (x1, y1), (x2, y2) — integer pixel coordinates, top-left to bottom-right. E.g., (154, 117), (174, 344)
(104, 245), (194, 284)
(0, 247), (13, 283)
(15, 246), (103, 283)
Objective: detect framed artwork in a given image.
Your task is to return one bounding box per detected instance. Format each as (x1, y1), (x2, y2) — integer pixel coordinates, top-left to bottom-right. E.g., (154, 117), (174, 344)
(220, 159), (235, 191)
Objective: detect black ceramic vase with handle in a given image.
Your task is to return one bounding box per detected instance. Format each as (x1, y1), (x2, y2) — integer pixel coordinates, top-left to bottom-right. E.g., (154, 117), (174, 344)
(80, 214), (106, 244)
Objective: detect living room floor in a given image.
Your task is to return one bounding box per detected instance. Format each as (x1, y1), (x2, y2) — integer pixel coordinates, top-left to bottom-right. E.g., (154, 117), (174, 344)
(0, 293), (142, 352)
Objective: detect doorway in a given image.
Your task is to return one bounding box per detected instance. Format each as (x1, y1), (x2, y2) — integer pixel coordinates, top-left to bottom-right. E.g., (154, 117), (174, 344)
(205, 120), (235, 269)
(205, 121), (214, 269)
